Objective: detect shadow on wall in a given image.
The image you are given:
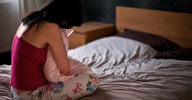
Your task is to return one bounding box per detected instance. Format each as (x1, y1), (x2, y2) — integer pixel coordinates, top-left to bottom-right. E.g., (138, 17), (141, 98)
(0, 1), (18, 65)
(81, 0), (192, 24)
(0, 1), (18, 53)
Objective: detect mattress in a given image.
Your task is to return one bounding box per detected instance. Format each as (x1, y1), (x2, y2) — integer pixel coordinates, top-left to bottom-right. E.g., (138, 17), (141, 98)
(1, 36), (192, 100)
(0, 65), (12, 100)
(68, 36), (192, 100)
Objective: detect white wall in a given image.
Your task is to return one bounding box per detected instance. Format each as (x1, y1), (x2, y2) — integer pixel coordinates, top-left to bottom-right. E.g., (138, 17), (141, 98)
(0, 0), (51, 53)
(0, 0), (19, 53)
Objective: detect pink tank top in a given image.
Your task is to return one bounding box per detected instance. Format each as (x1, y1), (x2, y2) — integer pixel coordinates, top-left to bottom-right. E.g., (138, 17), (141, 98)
(11, 27), (48, 90)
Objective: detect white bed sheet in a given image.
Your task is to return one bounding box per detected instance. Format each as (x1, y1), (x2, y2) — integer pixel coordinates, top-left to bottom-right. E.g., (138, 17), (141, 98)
(0, 65), (12, 100)
(68, 36), (192, 100)
(0, 36), (192, 100)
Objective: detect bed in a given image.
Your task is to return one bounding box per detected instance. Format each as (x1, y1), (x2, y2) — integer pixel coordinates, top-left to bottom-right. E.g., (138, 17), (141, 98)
(1, 6), (192, 100)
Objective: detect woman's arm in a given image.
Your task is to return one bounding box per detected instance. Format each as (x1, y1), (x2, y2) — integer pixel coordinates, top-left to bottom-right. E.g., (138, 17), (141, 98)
(43, 22), (70, 75)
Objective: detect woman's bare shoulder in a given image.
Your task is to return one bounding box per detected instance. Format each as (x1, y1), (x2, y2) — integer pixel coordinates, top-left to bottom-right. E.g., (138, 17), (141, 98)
(40, 22), (62, 43)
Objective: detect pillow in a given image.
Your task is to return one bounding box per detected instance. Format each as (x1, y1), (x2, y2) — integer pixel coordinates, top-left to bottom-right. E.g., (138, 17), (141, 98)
(44, 28), (74, 82)
(154, 48), (192, 61)
(116, 29), (180, 52)
(43, 29), (92, 83)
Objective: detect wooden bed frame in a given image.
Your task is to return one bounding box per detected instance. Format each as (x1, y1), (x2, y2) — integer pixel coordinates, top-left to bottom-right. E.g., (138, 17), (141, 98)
(116, 6), (192, 48)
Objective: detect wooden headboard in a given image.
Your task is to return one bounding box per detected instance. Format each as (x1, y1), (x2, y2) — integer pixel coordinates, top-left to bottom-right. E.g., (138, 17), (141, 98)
(116, 6), (192, 48)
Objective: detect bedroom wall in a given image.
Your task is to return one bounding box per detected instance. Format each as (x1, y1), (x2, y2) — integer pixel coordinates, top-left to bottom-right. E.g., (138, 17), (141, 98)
(0, 1), (18, 53)
(0, 0), (49, 64)
(0, 1), (18, 64)
(81, 0), (192, 24)
(0, 0), (51, 53)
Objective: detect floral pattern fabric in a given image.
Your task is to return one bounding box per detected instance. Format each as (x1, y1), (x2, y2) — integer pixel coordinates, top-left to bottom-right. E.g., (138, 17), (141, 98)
(11, 73), (99, 100)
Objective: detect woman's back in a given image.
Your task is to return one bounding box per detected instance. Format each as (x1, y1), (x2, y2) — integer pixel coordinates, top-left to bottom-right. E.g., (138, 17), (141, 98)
(11, 23), (49, 90)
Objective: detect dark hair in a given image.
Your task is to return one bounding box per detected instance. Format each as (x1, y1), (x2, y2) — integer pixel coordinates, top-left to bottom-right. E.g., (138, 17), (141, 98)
(22, 0), (83, 30)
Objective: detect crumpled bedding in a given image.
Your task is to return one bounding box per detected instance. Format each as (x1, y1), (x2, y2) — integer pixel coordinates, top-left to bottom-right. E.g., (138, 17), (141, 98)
(0, 65), (12, 100)
(68, 36), (192, 100)
(1, 36), (192, 100)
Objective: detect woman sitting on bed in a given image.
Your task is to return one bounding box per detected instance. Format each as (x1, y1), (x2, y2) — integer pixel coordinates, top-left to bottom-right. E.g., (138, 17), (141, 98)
(10, 0), (98, 99)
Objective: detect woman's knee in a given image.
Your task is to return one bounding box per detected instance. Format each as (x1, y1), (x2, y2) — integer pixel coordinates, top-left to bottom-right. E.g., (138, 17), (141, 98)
(85, 73), (99, 93)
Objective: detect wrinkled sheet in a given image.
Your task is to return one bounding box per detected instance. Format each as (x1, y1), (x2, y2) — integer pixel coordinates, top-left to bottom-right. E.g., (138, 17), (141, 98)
(68, 36), (192, 100)
(0, 65), (12, 100)
(1, 36), (192, 100)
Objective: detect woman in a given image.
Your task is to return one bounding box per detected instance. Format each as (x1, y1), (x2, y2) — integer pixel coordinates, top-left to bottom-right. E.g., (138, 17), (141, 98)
(10, 0), (98, 99)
